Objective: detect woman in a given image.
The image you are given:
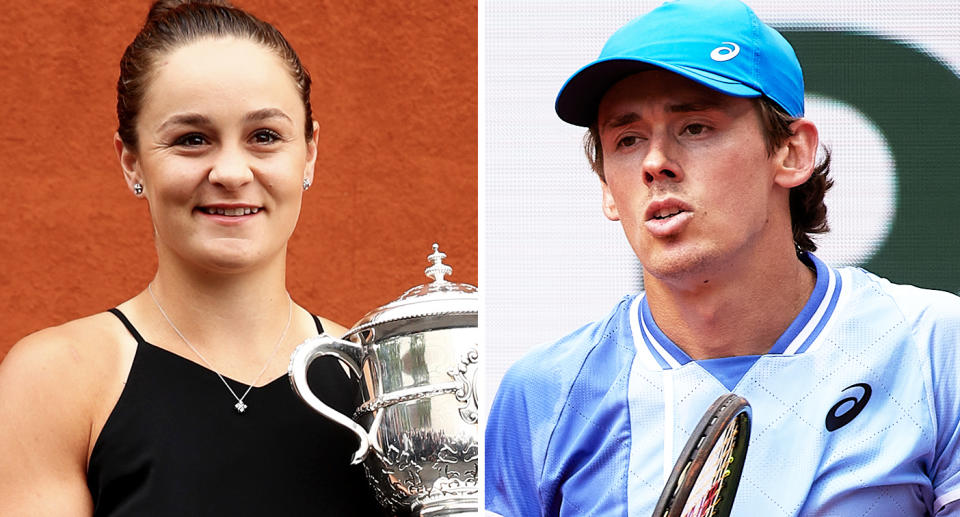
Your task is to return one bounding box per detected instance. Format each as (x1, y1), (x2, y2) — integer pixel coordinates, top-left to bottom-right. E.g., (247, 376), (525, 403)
(0, 1), (385, 514)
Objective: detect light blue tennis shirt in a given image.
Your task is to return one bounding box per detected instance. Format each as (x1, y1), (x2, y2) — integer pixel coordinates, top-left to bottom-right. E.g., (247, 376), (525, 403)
(485, 253), (960, 516)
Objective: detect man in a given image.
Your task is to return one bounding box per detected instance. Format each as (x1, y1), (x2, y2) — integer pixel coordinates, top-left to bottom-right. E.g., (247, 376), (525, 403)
(484, 0), (960, 515)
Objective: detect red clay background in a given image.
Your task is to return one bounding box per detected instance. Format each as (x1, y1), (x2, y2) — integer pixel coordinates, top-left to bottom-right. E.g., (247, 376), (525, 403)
(0, 1), (478, 360)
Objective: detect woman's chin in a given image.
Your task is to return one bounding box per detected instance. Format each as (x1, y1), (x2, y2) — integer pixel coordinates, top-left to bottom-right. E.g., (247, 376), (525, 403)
(189, 241), (274, 273)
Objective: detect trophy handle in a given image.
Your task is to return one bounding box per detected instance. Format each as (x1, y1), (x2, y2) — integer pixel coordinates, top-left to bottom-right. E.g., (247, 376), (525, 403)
(288, 334), (370, 465)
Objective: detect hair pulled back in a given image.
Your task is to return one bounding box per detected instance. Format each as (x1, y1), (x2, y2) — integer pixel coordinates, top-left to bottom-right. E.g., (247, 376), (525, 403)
(117, 0), (313, 148)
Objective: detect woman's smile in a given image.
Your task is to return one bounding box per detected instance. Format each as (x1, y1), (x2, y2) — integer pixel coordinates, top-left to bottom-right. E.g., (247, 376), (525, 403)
(196, 204), (263, 225)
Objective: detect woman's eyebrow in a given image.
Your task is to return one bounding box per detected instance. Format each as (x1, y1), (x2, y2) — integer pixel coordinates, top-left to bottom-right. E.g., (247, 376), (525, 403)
(156, 112), (211, 132)
(155, 108), (293, 132)
(244, 108), (293, 124)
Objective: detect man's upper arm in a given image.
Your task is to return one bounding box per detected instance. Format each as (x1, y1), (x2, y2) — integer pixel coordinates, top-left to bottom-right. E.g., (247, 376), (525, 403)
(913, 289), (960, 513)
(485, 364), (549, 517)
(485, 338), (584, 517)
(0, 331), (96, 516)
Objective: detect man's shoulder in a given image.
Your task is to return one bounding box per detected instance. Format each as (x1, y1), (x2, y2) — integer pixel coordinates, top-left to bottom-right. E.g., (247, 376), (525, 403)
(836, 266), (960, 374)
(493, 294), (639, 424)
(503, 295), (637, 384)
(839, 266), (960, 324)
(486, 294), (639, 498)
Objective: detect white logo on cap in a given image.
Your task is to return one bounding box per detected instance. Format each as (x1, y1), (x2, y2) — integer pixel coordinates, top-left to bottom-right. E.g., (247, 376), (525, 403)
(710, 42), (740, 62)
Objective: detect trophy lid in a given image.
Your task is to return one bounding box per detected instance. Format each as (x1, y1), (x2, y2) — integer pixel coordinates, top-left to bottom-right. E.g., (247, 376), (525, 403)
(343, 244), (478, 341)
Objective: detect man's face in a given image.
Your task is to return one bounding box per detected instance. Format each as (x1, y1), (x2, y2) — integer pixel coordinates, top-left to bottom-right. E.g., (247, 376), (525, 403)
(597, 70), (788, 285)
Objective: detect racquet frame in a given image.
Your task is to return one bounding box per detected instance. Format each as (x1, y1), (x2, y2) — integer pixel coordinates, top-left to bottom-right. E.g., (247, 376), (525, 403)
(652, 394), (752, 517)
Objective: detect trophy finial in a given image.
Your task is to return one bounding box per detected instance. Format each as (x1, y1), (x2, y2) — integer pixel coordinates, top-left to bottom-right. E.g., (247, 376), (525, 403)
(425, 243), (453, 283)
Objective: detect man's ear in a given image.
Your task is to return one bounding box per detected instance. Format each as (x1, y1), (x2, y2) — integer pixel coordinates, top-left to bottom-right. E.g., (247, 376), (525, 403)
(601, 179), (620, 221)
(773, 118), (819, 189)
(303, 120), (320, 188)
(114, 132), (143, 195)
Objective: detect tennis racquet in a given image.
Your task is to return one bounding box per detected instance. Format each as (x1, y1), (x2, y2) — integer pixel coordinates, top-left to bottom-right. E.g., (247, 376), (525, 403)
(652, 394), (752, 517)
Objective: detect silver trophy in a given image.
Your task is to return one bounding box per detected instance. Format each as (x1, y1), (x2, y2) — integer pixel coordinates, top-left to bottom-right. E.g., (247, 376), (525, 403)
(289, 244), (478, 516)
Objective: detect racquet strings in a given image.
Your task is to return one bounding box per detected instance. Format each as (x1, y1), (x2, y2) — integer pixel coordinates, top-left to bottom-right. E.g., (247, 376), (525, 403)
(681, 416), (741, 517)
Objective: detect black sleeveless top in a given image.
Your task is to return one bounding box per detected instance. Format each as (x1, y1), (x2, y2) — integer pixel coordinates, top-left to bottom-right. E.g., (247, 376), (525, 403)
(88, 309), (385, 516)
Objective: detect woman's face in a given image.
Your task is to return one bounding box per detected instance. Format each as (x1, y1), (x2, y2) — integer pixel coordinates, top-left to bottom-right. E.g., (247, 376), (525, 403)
(119, 36), (317, 273)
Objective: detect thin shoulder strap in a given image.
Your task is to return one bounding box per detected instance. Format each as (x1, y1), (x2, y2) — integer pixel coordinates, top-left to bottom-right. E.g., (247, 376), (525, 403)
(108, 308), (148, 345)
(311, 314), (325, 334)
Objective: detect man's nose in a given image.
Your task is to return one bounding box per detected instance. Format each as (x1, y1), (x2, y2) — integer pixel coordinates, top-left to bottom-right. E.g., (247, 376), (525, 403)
(641, 136), (682, 186)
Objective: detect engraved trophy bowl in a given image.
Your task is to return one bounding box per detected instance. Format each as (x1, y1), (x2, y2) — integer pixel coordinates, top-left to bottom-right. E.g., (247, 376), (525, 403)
(288, 244), (478, 516)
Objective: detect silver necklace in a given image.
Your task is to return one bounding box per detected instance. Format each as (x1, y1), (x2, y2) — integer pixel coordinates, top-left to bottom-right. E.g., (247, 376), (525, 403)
(147, 283), (293, 414)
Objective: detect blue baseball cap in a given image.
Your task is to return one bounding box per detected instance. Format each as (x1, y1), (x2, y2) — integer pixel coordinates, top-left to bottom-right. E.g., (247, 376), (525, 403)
(555, 0), (804, 127)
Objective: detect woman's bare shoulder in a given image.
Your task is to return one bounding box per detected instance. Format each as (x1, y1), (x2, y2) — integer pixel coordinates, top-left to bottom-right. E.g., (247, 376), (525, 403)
(3, 311), (132, 381)
(0, 311), (136, 438)
(0, 311), (133, 514)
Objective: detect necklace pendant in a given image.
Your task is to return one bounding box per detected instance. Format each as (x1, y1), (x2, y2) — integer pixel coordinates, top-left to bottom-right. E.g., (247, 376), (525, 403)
(235, 401), (248, 413)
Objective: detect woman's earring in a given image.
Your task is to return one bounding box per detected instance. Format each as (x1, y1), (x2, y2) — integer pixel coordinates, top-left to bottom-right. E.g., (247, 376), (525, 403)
(133, 183), (144, 196)
(302, 179), (311, 191)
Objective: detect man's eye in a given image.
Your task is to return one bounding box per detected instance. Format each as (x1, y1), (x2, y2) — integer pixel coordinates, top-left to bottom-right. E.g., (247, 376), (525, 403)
(174, 133), (208, 147)
(683, 124), (708, 136)
(617, 135), (640, 148)
(252, 129), (281, 144)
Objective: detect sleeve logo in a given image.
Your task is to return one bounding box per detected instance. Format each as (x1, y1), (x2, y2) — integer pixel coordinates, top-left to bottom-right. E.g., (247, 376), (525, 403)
(710, 42), (740, 62)
(824, 383), (872, 432)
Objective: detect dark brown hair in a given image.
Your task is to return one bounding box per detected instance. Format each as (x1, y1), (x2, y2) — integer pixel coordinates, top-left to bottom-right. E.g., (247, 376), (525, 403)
(583, 97), (833, 252)
(117, 0), (313, 148)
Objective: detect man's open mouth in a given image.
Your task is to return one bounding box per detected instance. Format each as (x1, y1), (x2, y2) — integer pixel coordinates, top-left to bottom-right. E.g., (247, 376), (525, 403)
(652, 208), (684, 220)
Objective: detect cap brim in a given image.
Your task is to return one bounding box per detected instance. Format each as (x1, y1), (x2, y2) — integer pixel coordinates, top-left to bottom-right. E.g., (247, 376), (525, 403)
(555, 57), (763, 127)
